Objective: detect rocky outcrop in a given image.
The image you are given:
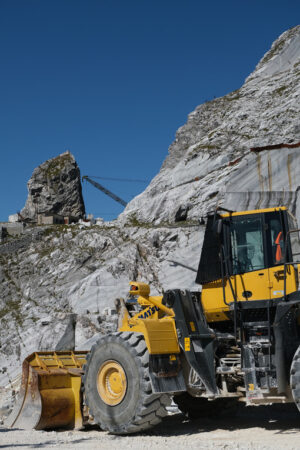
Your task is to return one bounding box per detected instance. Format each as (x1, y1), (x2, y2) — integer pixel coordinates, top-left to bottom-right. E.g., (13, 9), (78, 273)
(21, 151), (85, 221)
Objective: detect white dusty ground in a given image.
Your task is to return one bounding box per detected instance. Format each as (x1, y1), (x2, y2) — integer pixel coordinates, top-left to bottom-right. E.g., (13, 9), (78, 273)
(1, 405), (300, 450)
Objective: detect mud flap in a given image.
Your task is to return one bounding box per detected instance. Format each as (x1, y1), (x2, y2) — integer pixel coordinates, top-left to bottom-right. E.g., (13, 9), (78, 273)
(149, 370), (186, 393)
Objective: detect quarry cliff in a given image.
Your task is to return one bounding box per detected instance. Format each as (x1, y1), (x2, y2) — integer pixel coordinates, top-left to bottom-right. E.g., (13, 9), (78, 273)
(123, 25), (300, 225)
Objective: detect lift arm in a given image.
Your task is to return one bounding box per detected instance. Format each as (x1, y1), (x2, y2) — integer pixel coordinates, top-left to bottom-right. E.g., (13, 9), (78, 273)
(82, 176), (127, 207)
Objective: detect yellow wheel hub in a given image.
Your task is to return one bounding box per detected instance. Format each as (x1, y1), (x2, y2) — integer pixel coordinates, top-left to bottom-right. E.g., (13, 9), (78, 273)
(97, 360), (127, 406)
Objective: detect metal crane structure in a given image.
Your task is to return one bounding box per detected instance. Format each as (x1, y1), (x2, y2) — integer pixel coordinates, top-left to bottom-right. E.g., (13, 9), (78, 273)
(82, 175), (128, 207)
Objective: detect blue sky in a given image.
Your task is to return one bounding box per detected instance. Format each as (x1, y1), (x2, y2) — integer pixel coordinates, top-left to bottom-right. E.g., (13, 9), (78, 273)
(0, 1), (299, 221)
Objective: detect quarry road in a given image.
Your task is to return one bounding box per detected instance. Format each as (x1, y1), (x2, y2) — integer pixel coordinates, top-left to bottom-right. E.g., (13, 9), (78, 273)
(1, 404), (300, 450)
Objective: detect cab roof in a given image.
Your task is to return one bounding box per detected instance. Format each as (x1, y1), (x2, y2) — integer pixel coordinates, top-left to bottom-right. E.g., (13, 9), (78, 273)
(220, 206), (287, 218)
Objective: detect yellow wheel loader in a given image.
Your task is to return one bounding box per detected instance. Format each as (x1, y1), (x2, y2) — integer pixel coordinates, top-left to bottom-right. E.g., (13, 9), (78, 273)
(6, 206), (300, 433)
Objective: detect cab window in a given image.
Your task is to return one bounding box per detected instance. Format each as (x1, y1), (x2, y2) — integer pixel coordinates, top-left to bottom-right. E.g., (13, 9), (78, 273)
(268, 216), (284, 264)
(230, 216), (265, 275)
(287, 211), (300, 263)
(265, 210), (292, 266)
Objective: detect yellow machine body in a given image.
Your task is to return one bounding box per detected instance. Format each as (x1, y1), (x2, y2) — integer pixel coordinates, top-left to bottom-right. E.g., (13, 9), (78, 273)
(202, 264), (298, 322)
(119, 281), (180, 354)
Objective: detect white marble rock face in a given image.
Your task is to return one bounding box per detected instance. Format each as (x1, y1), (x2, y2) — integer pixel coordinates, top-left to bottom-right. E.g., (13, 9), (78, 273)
(1, 26), (300, 388)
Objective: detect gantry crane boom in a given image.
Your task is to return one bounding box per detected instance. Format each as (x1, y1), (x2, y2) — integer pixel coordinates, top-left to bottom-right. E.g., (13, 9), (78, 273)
(82, 175), (127, 207)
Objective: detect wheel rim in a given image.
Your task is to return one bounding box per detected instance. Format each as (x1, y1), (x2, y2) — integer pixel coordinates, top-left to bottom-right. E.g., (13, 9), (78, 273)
(97, 360), (127, 406)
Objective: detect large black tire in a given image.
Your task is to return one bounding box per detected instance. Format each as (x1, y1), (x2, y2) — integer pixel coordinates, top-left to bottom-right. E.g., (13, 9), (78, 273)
(173, 392), (239, 419)
(291, 345), (300, 412)
(82, 332), (171, 434)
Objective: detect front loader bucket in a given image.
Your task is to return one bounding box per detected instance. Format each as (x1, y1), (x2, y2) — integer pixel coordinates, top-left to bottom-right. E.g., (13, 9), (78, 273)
(5, 351), (88, 430)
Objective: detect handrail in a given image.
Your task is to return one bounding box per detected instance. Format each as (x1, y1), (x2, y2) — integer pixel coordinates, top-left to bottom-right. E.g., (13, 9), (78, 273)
(283, 228), (300, 300)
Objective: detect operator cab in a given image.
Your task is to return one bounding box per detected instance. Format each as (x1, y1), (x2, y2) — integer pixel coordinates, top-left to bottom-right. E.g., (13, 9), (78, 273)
(197, 207), (300, 322)
(228, 210), (290, 274)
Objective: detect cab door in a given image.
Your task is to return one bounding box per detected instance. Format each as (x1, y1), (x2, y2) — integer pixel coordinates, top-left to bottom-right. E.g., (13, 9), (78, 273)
(266, 211), (299, 298)
(226, 269), (271, 302)
(269, 264), (297, 298)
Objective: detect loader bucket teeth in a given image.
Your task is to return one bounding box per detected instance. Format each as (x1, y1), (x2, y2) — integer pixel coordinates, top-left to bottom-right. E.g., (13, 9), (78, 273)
(5, 351), (88, 431)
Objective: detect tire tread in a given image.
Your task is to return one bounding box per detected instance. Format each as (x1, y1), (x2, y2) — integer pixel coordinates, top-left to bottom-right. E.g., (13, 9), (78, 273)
(82, 332), (170, 434)
(291, 346), (300, 409)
